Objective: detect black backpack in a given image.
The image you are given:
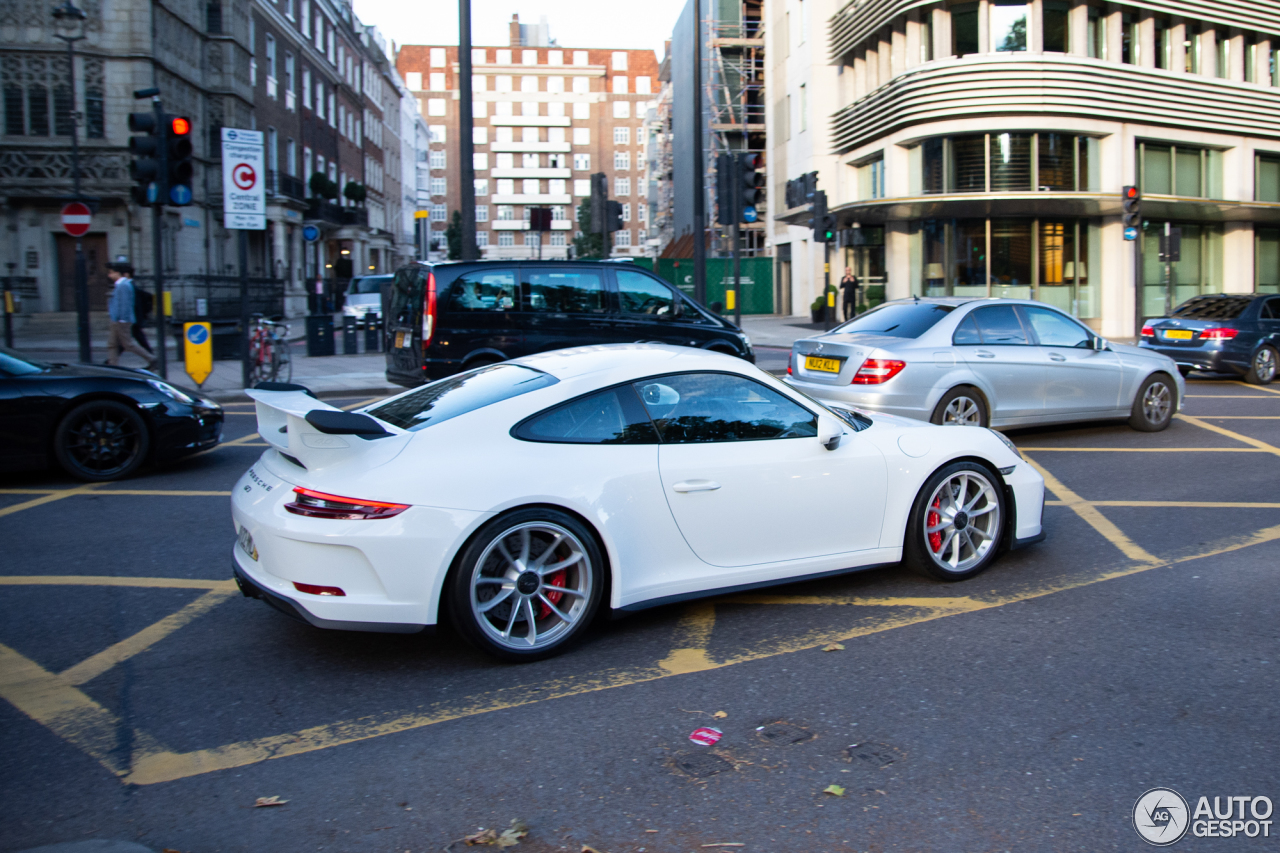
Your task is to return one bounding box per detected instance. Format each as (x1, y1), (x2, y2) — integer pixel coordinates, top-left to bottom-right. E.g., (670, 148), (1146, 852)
(134, 284), (154, 320)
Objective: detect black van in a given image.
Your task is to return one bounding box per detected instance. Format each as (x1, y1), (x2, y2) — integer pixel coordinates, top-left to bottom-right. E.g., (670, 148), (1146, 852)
(383, 261), (754, 387)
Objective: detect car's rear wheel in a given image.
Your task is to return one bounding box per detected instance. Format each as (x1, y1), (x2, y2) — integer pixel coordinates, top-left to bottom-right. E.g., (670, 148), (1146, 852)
(903, 462), (1005, 581)
(447, 509), (603, 662)
(1129, 373), (1176, 431)
(931, 387), (989, 428)
(53, 399), (150, 481)
(1245, 346), (1278, 386)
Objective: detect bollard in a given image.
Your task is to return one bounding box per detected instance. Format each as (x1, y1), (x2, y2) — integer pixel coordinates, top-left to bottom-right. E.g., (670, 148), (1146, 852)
(342, 315), (357, 355)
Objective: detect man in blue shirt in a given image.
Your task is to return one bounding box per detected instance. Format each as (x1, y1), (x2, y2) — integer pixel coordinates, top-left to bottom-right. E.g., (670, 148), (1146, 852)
(105, 263), (156, 369)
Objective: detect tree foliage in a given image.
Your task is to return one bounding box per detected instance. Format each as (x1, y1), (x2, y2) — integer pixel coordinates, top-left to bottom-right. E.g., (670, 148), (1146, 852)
(445, 210), (463, 260)
(572, 199), (604, 259)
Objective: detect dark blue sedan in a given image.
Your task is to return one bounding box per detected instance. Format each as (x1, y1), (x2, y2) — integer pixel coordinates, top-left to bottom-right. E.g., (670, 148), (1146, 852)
(1140, 294), (1280, 385)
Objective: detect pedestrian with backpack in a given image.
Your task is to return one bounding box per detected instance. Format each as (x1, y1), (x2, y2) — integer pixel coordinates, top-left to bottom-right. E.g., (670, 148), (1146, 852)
(104, 262), (156, 369)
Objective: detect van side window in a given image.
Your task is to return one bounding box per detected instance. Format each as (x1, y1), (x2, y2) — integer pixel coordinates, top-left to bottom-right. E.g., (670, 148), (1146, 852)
(447, 270), (517, 312)
(522, 269), (607, 313)
(617, 269), (676, 315)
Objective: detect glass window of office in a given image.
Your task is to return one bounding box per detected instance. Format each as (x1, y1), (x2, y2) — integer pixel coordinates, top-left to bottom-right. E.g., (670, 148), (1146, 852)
(1043, 1), (1069, 52)
(915, 218), (1098, 318)
(1257, 154), (1280, 202)
(1087, 8), (1106, 59)
(1139, 142), (1222, 198)
(920, 133), (1097, 194)
(1121, 14), (1138, 65)
(857, 155), (885, 200)
(952, 2), (979, 55)
(1140, 222), (1224, 317)
(991, 0), (1028, 52)
(1258, 229), (1280, 294)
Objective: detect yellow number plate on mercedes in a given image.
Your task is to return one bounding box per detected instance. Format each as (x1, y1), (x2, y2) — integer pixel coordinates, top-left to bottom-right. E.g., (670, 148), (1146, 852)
(1164, 330), (1194, 340)
(805, 355), (842, 373)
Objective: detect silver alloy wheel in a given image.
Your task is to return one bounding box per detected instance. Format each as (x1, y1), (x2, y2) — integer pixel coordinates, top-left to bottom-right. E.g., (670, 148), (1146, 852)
(1255, 348), (1277, 383)
(922, 470), (1001, 573)
(1141, 380), (1172, 425)
(469, 522), (593, 651)
(942, 395), (983, 426)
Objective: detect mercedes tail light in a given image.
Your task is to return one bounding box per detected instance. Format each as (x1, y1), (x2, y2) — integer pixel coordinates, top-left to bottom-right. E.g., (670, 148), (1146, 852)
(851, 359), (906, 385)
(422, 271), (437, 353)
(285, 487), (409, 520)
(1200, 327), (1239, 340)
(1140, 325), (1154, 338)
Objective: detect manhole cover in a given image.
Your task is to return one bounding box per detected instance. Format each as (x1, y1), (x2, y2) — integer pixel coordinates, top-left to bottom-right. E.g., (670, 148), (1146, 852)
(756, 722), (815, 746)
(674, 752), (732, 778)
(844, 742), (900, 770)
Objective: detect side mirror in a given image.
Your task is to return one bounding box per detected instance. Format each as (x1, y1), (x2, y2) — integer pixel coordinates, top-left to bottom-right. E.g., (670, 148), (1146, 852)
(1092, 336), (1109, 351)
(817, 415), (842, 451)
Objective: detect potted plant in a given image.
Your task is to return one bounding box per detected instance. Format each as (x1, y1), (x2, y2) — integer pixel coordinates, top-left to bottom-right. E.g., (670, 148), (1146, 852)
(810, 295), (826, 324)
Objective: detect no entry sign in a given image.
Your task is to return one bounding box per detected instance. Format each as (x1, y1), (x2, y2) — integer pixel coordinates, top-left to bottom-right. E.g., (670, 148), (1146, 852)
(61, 202), (92, 237)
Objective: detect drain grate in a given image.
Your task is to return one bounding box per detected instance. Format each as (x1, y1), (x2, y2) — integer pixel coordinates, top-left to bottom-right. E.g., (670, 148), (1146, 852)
(756, 722), (815, 746)
(674, 752), (733, 778)
(844, 742), (900, 770)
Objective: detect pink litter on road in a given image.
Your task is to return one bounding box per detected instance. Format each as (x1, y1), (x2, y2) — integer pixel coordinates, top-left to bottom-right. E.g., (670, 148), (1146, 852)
(689, 727), (723, 746)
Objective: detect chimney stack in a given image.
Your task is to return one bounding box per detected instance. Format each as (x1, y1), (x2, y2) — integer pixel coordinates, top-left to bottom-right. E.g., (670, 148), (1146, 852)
(509, 14), (521, 47)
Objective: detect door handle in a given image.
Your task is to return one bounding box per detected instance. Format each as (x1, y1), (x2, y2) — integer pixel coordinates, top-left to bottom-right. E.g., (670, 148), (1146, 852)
(672, 480), (721, 493)
(975, 350), (995, 358)
(1048, 353), (1066, 362)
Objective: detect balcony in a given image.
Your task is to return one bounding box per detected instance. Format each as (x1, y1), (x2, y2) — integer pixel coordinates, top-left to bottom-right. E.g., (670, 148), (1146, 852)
(268, 171), (308, 202)
(491, 193), (572, 204)
(489, 116), (571, 127)
(490, 141), (572, 153)
(489, 167), (572, 179)
(306, 200), (345, 224)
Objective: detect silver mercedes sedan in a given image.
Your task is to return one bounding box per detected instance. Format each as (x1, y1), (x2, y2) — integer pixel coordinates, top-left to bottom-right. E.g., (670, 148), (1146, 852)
(784, 298), (1185, 431)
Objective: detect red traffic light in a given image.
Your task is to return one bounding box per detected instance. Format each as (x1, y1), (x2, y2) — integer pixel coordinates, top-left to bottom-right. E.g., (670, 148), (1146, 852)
(170, 116), (191, 135)
(1124, 185), (1139, 199)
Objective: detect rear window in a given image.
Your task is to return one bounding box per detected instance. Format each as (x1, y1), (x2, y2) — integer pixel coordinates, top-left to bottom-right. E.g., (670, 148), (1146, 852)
(348, 275), (392, 295)
(1172, 296), (1253, 320)
(830, 302), (954, 338)
(368, 364), (558, 432)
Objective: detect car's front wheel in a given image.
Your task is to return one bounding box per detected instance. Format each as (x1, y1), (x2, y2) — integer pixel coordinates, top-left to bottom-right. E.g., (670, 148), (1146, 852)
(53, 399), (150, 481)
(903, 462), (1005, 582)
(447, 509), (603, 662)
(1245, 345), (1278, 386)
(1129, 373), (1176, 431)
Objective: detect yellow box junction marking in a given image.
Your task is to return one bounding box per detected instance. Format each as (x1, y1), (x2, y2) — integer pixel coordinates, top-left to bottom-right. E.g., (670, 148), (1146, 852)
(1176, 413), (1280, 459)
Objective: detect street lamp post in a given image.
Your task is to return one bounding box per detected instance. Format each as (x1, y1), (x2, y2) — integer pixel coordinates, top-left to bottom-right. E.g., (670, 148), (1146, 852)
(52, 0), (91, 364)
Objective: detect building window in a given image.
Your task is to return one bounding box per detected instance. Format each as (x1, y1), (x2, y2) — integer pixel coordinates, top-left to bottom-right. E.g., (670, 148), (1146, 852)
(573, 102), (590, 119)
(1139, 142), (1221, 198)
(430, 72), (446, 90)
(474, 152), (488, 171)
(522, 178), (540, 194)
(1215, 32), (1229, 79)
(430, 177), (447, 196)
(1087, 8), (1106, 60)
(497, 205), (515, 220)
(1258, 155), (1280, 202)
(474, 179), (489, 196)
(857, 155), (885, 200)
(550, 233), (567, 247)
(265, 34), (277, 97)
(991, 1), (1027, 52)
(613, 101), (631, 119)
(613, 76), (629, 94)
(523, 232), (540, 247)
(1042, 1), (1068, 53)
(613, 127), (630, 145)
(1257, 229), (1280, 293)
(498, 232), (515, 247)
(1121, 14), (1138, 65)
(622, 203), (631, 222)
(614, 151), (631, 170)
(614, 230), (632, 248)
(430, 203), (447, 221)
(521, 76), (539, 93)
(574, 178), (591, 196)
(953, 2), (979, 55)
(551, 206), (566, 220)
(615, 177), (631, 196)
(427, 98), (446, 116)
(284, 53), (295, 109)
(1140, 222), (1224, 316)
(430, 47), (446, 66)
(429, 149), (446, 169)
(497, 179), (515, 195)
(1155, 20), (1172, 71)
(573, 153), (591, 170)
(636, 76), (652, 94)
(612, 51), (628, 71)
(573, 128), (590, 145)
(920, 133), (1096, 194)
(476, 205), (489, 222)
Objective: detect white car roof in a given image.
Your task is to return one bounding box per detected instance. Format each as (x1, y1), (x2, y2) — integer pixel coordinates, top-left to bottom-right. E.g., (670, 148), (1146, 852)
(510, 344), (749, 386)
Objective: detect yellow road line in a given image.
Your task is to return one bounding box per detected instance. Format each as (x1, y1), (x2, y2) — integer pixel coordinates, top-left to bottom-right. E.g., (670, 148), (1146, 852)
(340, 396), (385, 411)
(723, 594), (984, 609)
(1197, 416), (1280, 419)
(60, 587), (239, 686)
(1176, 414), (1280, 458)
(1023, 456), (1160, 565)
(1017, 447), (1264, 453)
(93, 490), (233, 497)
(1232, 381), (1280, 396)
(1045, 500), (1280, 508)
(0, 576), (235, 590)
(657, 602), (718, 675)
(121, 519), (1280, 786)
(0, 483), (102, 519)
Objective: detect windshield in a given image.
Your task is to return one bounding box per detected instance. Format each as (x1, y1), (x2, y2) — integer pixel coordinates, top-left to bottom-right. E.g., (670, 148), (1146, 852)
(367, 364), (558, 432)
(828, 302), (955, 338)
(0, 349), (48, 375)
(1171, 296), (1252, 321)
(348, 275), (392, 295)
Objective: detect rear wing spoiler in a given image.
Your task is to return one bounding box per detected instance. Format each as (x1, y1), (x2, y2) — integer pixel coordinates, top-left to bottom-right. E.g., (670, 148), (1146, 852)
(246, 385), (405, 471)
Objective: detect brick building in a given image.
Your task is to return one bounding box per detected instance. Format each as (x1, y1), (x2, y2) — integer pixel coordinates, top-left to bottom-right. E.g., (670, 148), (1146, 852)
(397, 15), (660, 259)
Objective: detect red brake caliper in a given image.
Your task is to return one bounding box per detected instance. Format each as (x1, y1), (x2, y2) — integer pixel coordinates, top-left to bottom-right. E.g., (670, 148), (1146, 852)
(538, 570), (566, 618)
(927, 496), (943, 553)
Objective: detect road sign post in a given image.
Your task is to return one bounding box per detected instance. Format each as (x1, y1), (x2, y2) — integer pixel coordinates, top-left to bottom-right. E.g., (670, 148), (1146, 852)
(183, 322), (213, 386)
(221, 128), (266, 390)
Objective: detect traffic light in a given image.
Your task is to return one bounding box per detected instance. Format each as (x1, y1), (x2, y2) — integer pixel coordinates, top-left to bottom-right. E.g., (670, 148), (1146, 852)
(812, 190), (836, 243)
(166, 115), (194, 206)
(1122, 185), (1141, 228)
(739, 152), (764, 222)
(589, 172), (608, 231)
(715, 153), (737, 226)
(606, 200), (623, 232)
(128, 111), (162, 205)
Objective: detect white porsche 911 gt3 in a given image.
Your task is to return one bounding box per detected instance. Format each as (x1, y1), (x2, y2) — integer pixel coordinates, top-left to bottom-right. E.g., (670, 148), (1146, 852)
(231, 345), (1045, 661)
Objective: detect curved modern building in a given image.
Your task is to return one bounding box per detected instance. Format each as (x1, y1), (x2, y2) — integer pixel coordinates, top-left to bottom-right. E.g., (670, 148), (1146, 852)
(768, 0), (1280, 336)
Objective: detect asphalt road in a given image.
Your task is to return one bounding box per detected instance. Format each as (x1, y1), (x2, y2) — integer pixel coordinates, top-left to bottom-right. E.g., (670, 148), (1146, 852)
(2, 376), (1279, 852)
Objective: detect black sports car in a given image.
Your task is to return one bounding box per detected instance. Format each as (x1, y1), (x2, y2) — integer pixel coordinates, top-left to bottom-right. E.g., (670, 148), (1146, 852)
(0, 348), (224, 481)
(1140, 293), (1280, 384)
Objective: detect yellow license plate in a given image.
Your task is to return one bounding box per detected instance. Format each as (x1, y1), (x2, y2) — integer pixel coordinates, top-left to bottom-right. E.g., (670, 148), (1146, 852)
(805, 355), (842, 373)
(1164, 330), (1194, 340)
(395, 331), (406, 348)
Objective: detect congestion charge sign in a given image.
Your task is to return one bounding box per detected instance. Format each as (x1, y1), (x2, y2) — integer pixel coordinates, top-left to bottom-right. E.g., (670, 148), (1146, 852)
(221, 128), (266, 231)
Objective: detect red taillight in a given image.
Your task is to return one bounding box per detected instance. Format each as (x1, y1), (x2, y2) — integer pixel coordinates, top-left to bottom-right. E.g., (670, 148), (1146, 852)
(1140, 325), (1155, 338)
(284, 487), (409, 520)
(293, 582), (346, 596)
(1199, 327), (1238, 340)
(422, 271), (437, 349)
(851, 359), (906, 385)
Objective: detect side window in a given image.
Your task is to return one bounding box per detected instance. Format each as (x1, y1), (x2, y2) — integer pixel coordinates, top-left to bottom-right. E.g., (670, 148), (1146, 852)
(634, 373), (818, 443)
(617, 269), (676, 316)
(523, 268), (607, 313)
(952, 313), (981, 345)
(1023, 306), (1091, 347)
(514, 386), (659, 444)
(388, 268), (423, 327)
(446, 269), (516, 312)
(970, 305), (1029, 345)
(1263, 298), (1280, 320)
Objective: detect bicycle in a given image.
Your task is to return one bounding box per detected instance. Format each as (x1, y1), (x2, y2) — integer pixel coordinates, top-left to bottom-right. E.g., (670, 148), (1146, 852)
(247, 314), (293, 385)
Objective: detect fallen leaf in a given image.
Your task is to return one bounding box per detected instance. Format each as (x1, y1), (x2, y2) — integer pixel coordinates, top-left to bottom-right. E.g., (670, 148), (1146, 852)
(712, 711), (728, 719)
(823, 784), (847, 797)
(823, 643), (845, 652)
(581, 846), (606, 853)
(465, 828), (499, 845)
(253, 796), (287, 807)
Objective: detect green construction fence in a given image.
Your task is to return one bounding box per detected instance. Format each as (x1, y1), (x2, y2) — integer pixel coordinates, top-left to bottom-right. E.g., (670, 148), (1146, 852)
(633, 258), (774, 315)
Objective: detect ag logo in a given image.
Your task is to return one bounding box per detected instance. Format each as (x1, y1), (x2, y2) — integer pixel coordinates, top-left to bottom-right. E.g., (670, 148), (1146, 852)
(1134, 787), (1190, 846)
